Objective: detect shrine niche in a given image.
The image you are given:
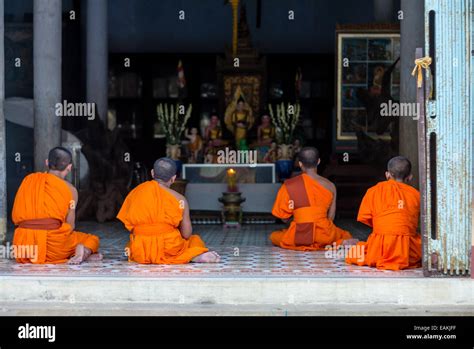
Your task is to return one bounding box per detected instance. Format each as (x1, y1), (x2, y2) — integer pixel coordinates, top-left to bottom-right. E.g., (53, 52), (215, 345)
(224, 85), (255, 149)
(223, 77), (259, 123)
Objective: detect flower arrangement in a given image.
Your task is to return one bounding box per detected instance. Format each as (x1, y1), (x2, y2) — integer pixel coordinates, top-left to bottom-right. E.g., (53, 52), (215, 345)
(268, 102), (300, 145)
(156, 103), (192, 145)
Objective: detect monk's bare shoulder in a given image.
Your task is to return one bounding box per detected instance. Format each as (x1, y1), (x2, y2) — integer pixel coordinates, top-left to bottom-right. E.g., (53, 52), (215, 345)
(63, 179), (75, 190)
(316, 175), (336, 195)
(62, 179), (78, 206)
(160, 185), (187, 205)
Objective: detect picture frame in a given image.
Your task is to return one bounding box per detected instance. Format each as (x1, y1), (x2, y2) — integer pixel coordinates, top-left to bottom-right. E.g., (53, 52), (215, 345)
(336, 27), (400, 141)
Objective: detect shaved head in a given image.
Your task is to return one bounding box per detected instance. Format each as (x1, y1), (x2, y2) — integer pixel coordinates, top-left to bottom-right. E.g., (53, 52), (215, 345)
(153, 157), (177, 182)
(48, 147), (72, 171)
(298, 147), (319, 169)
(387, 156), (412, 180)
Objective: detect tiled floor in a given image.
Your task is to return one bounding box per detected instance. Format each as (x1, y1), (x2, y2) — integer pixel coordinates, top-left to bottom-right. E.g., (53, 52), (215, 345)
(0, 220), (423, 278)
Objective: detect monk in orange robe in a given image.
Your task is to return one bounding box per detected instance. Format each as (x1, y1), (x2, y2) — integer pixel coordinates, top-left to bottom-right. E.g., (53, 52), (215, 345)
(117, 157), (220, 264)
(346, 156), (421, 270)
(12, 147), (101, 264)
(270, 147), (353, 250)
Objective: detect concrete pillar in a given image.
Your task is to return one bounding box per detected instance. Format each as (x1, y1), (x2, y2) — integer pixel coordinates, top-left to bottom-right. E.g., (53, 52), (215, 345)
(374, 0), (394, 22)
(86, 0), (108, 123)
(400, 0), (424, 188)
(33, 0), (62, 171)
(0, 0), (6, 243)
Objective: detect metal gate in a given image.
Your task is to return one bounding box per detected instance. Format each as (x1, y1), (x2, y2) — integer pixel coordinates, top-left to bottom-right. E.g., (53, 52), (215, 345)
(418, 0), (473, 275)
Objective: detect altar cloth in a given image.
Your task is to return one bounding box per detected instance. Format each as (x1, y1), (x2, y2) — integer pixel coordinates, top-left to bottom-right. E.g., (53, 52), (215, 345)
(185, 183), (280, 213)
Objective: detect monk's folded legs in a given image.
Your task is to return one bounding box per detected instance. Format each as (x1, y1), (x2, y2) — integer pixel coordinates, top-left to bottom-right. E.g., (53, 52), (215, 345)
(187, 234), (220, 263)
(269, 230), (285, 246)
(66, 231), (102, 265)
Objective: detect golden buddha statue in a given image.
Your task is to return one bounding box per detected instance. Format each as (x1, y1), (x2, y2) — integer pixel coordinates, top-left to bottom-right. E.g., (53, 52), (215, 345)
(224, 86), (254, 149)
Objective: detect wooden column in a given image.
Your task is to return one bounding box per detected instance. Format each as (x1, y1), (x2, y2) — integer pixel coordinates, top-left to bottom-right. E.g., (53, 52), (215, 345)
(33, 0), (62, 171)
(0, 0), (6, 243)
(400, 0), (424, 187)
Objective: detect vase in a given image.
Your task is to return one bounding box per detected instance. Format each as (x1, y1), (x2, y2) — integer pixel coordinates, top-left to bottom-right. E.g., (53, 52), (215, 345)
(166, 144), (182, 177)
(276, 159), (293, 181)
(278, 144), (294, 160)
(166, 144), (181, 160)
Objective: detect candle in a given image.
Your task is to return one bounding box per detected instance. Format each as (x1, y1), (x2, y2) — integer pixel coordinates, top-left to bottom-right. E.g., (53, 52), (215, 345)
(227, 168), (237, 192)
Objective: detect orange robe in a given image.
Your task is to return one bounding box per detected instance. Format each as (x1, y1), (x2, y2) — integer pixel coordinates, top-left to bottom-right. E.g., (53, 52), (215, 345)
(345, 180), (422, 270)
(117, 180), (208, 264)
(270, 174), (352, 250)
(12, 173), (99, 264)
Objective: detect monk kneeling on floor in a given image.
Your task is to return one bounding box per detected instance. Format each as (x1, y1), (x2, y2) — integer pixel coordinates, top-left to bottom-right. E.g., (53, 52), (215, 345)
(12, 147), (101, 264)
(345, 156), (421, 270)
(117, 157), (220, 264)
(270, 147), (353, 250)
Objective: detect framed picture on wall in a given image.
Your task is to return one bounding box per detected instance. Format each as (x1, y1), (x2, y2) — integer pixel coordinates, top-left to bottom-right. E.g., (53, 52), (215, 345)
(336, 28), (400, 141)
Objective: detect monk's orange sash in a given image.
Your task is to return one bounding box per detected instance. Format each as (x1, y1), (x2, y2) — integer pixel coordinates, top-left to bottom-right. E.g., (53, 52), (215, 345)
(17, 218), (62, 230)
(373, 214), (417, 236)
(132, 223), (176, 236)
(285, 175), (314, 246)
(293, 207), (326, 222)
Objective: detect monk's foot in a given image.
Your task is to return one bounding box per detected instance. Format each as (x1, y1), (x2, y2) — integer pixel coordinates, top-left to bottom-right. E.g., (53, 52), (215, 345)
(192, 251), (221, 263)
(67, 244), (92, 265)
(86, 252), (103, 262)
(210, 251), (221, 263)
(342, 239), (359, 246)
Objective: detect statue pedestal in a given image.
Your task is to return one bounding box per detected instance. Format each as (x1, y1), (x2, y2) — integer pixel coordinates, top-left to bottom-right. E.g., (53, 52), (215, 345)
(218, 191), (245, 228)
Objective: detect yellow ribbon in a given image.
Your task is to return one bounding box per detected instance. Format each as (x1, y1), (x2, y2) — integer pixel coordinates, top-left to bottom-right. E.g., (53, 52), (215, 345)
(412, 56), (432, 88)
